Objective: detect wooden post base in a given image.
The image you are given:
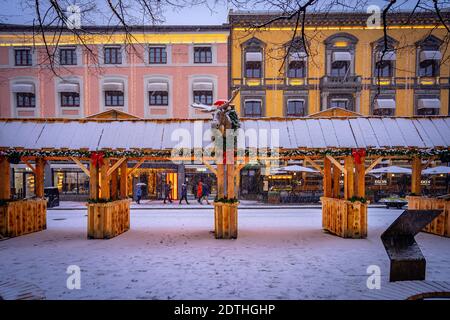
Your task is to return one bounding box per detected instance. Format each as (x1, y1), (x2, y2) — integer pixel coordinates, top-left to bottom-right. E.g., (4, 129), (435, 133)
(0, 199), (47, 238)
(407, 196), (450, 237)
(321, 197), (368, 239)
(87, 199), (130, 239)
(214, 202), (238, 239)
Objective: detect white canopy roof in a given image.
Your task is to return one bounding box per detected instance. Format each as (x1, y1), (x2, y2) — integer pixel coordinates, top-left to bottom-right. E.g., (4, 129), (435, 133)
(332, 52), (352, 62)
(193, 82), (213, 91)
(369, 166), (412, 174)
(422, 166), (450, 175)
(11, 83), (35, 94)
(1, 117), (450, 151)
(103, 81), (124, 92)
(57, 82), (79, 93)
(420, 50), (442, 62)
(279, 165), (319, 173)
(374, 99), (396, 109)
(147, 82), (168, 92)
(418, 99), (440, 110)
(245, 52), (263, 62)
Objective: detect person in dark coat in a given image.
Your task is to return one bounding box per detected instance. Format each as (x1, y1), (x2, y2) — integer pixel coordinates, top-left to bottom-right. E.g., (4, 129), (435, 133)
(179, 182), (189, 205)
(164, 181), (173, 204)
(202, 183), (211, 205)
(136, 186), (142, 204)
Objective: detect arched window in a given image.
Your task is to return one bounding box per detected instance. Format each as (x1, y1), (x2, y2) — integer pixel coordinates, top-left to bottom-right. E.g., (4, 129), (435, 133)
(286, 38), (307, 79)
(324, 33), (358, 78)
(372, 36), (397, 79)
(416, 36), (442, 77)
(242, 37), (265, 79)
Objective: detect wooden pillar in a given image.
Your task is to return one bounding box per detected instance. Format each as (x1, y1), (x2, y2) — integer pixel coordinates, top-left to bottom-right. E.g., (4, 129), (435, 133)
(110, 160), (118, 200)
(89, 161), (99, 200)
(332, 164), (340, 198)
(323, 157), (332, 197)
(35, 158), (45, 198)
(119, 159), (128, 199)
(0, 156), (11, 199)
(411, 157), (422, 195)
(100, 159), (110, 199)
(344, 156), (355, 199)
(217, 164), (224, 198)
(355, 156), (365, 198)
(226, 164), (235, 199)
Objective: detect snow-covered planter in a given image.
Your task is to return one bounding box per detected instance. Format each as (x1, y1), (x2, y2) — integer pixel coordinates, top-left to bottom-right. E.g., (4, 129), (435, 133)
(407, 196), (450, 237)
(214, 200), (238, 239)
(87, 199), (130, 239)
(321, 197), (368, 239)
(0, 198), (47, 238)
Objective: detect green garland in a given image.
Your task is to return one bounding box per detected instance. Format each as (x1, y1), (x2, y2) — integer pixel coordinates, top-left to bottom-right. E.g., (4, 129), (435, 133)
(214, 197), (239, 204)
(0, 147), (449, 160)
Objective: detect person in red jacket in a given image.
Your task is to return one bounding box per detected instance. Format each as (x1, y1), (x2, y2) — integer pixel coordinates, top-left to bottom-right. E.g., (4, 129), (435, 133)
(197, 181), (203, 204)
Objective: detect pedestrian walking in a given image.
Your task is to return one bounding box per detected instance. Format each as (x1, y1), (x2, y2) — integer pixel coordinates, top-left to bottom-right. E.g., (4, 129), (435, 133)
(164, 181), (173, 204)
(136, 186), (142, 204)
(197, 181), (203, 204)
(202, 183), (211, 205)
(179, 182), (189, 205)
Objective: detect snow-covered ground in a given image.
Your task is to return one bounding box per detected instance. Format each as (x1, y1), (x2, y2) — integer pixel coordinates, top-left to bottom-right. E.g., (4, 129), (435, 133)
(1, 208), (449, 300)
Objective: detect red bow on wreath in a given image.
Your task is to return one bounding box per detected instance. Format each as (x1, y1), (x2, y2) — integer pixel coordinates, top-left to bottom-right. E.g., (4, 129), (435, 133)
(352, 148), (366, 164)
(90, 152), (104, 168)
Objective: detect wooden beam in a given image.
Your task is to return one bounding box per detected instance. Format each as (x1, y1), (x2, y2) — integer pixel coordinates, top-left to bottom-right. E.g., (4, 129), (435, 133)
(0, 156), (11, 199)
(70, 156), (90, 178)
(323, 157), (332, 197)
(89, 161), (99, 200)
(355, 156), (366, 198)
(107, 157), (126, 177)
(326, 155), (347, 175)
(202, 160), (218, 176)
(100, 159), (110, 199)
(344, 156), (355, 199)
(304, 156), (323, 174)
(127, 158), (145, 177)
(35, 158), (45, 198)
(332, 164), (341, 198)
(227, 164), (235, 199)
(23, 159), (36, 174)
(217, 164), (224, 198)
(411, 157), (422, 195)
(110, 160), (118, 200)
(365, 156), (383, 175)
(119, 160), (128, 199)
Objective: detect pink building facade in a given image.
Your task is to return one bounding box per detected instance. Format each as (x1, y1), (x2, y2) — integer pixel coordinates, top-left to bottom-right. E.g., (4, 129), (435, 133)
(0, 25), (229, 119)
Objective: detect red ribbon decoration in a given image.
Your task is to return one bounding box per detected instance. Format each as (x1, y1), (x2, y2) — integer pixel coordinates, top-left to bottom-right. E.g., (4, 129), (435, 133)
(90, 152), (104, 168)
(352, 148), (366, 165)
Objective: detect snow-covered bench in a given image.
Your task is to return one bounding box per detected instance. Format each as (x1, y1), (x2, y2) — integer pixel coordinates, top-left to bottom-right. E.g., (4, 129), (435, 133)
(363, 281), (450, 300)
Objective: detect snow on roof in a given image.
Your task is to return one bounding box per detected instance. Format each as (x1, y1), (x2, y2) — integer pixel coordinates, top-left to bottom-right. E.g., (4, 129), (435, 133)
(0, 117), (449, 151)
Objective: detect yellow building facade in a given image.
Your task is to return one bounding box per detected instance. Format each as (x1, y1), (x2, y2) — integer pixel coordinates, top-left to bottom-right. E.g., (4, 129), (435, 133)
(229, 11), (450, 117)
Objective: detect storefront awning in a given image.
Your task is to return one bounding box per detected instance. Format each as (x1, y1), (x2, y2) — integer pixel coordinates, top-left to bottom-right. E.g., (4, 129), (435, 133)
(245, 52), (262, 62)
(147, 82), (168, 92)
(374, 99), (396, 109)
(193, 82), (213, 91)
(418, 98), (440, 110)
(11, 83), (35, 94)
(332, 51), (352, 62)
(377, 51), (396, 61)
(103, 82), (124, 92)
(420, 50), (442, 62)
(57, 82), (79, 93)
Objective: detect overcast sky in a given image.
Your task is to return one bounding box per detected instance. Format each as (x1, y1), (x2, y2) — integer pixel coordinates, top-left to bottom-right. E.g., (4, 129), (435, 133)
(0, 0), (443, 26)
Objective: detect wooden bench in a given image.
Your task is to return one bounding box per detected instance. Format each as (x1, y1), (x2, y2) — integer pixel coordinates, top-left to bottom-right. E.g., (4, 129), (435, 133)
(363, 281), (450, 300)
(0, 280), (45, 300)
